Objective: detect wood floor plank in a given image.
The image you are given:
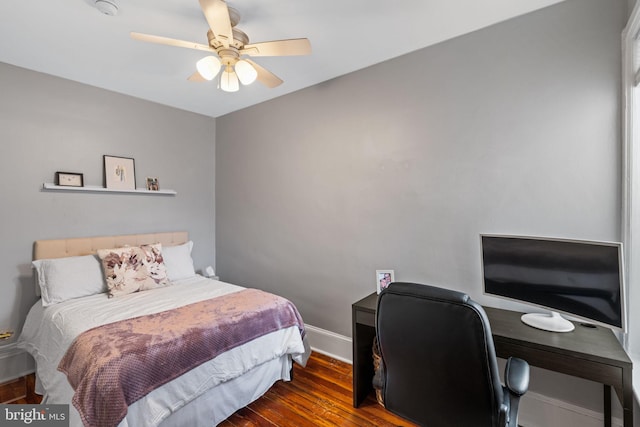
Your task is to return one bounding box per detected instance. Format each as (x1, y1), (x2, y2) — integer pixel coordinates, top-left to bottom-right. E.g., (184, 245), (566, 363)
(293, 365), (353, 404)
(0, 377), (26, 404)
(225, 406), (277, 427)
(244, 390), (318, 427)
(261, 383), (352, 427)
(280, 366), (411, 427)
(267, 380), (380, 427)
(246, 352), (417, 427)
(10, 352), (415, 426)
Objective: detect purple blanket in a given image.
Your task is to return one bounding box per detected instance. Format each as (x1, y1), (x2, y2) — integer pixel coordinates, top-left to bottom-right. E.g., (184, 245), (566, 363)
(58, 289), (305, 427)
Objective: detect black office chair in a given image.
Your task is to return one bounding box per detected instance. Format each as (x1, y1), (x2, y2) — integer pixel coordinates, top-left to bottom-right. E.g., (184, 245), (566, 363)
(374, 282), (529, 427)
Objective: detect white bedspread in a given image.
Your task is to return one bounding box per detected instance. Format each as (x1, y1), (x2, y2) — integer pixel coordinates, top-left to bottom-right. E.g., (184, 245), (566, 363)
(18, 276), (310, 427)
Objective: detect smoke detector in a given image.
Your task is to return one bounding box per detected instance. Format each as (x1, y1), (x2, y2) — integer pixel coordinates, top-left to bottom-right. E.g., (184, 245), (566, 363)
(95, 0), (118, 16)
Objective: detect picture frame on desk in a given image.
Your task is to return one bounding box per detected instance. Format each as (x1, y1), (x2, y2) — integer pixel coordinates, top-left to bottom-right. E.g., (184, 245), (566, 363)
(104, 155), (136, 190)
(376, 270), (394, 294)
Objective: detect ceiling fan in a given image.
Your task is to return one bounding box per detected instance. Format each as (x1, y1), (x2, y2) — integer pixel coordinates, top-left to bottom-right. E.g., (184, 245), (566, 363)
(131, 0), (311, 92)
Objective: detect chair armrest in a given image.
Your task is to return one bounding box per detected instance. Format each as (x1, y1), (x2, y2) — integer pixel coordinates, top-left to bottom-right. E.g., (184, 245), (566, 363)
(505, 357), (529, 396)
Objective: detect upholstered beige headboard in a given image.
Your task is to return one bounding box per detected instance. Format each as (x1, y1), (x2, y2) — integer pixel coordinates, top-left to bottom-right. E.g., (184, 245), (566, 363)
(33, 231), (189, 260)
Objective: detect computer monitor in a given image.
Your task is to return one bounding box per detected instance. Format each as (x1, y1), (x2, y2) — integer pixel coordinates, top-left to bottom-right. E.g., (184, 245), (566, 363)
(480, 234), (626, 332)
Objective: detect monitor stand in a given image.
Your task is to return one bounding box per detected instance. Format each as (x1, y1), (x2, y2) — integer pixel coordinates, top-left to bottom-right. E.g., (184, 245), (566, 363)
(521, 311), (575, 332)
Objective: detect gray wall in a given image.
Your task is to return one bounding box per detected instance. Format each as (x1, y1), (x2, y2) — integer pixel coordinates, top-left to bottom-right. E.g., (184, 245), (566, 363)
(217, 0), (626, 416)
(0, 63), (216, 376)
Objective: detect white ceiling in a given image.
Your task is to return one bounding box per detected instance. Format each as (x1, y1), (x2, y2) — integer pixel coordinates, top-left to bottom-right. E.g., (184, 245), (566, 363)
(0, 0), (565, 118)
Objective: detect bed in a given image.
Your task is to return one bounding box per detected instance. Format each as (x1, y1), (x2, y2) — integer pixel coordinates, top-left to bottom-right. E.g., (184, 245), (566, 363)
(17, 232), (310, 427)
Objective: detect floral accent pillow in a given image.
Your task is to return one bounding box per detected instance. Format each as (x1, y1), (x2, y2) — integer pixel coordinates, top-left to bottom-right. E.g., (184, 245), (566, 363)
(97, 243), (170, 298)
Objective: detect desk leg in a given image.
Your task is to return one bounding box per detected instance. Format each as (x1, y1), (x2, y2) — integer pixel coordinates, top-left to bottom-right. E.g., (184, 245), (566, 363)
(623, 406), (633, 427)
(352, 322), (376, 407)
(623, 368), (634, 427)
(604, 385), (611, 427)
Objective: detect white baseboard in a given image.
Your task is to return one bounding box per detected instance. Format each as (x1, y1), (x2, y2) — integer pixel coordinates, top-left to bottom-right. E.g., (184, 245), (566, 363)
(305, 323), (622, 427)
(304, 323), (352, 363)
(519, 391), (622, 427)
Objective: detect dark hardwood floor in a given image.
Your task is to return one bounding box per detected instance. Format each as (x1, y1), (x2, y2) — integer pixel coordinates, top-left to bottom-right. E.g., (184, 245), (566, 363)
(4, 352), (415, 426)
(1, 374), (39, 405)
(222, 352), (416, 427)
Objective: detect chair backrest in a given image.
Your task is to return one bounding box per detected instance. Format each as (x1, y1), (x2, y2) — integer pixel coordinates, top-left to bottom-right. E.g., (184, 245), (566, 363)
(376, 282), (504, 427)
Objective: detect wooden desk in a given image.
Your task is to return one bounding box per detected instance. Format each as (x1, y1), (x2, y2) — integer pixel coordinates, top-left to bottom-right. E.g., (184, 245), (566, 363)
(486, 306), (633, 427)
(352, 292), (378, 408)
(351, 293), (634, 427)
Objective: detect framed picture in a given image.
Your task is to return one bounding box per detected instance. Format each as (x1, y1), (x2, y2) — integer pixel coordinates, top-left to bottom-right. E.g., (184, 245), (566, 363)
(146, 177), (159, 191)
(55, 171), (84, 187)
(104, 155), (136, 190)
(376, 269), (395, 294)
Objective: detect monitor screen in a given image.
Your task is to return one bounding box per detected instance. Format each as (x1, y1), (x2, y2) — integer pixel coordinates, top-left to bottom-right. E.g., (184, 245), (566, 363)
(481, 234), (625, 331)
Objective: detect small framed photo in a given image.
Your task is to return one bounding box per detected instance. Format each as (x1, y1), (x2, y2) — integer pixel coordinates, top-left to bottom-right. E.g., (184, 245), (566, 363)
(146, 177), (159, 191)
(55, 171), (84, 187)
(104, 155), (136, 190)
(376, 269), (395, 294)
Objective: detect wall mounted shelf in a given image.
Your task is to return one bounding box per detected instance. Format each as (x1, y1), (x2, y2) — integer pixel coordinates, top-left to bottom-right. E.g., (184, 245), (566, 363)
(42, 183), (177, 195)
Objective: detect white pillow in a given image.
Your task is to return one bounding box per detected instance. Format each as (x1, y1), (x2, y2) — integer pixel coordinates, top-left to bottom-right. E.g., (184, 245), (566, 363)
(32, 255), (106, 306)
(162, 241), (197, 281)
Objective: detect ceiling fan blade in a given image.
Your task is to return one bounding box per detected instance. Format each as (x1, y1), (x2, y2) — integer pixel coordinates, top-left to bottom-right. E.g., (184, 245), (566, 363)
(199, 0), (233, 48)
(187, 71), (207, 82)
(245, 59), (283, 88)
(131, 32), (214, 53)
(242, 38), (311, 57)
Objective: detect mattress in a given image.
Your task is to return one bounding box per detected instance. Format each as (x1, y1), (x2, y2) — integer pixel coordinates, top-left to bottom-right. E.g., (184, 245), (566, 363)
(18, 275), (310, 427)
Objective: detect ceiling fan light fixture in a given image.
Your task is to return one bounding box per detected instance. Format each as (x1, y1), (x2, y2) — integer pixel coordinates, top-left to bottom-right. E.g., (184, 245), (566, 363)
(235, 60), (257, 85)
(220, 68), (239, 92)
(131, 0), (311, 93)
(196, 56), (221, 81)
